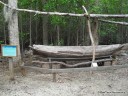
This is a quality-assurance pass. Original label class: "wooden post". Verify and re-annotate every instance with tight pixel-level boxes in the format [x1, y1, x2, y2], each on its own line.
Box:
[111, 55, 117, 65]
[48, 58, 57, 82]
[82, 6, 97, 67]
[49, 58, 52, 69]
[9, 57, 14, 80]
[1, 45, 18, 80]
[53, 73, 57, 82]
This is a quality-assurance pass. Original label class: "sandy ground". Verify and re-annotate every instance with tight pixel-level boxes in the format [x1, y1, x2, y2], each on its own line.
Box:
[0, 54, 128, 96]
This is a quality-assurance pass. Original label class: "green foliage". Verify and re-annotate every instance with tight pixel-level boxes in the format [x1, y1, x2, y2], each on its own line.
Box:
[50, 16, 66, 25]
[16, 0, 128, 46]
[43, 0, 86, 26]
[56, 39, 64, 46]
[19, 32, 29, 43]
[0, 40, 4, 44]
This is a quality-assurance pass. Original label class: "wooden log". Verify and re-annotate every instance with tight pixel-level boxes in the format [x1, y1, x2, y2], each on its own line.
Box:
[21, 64, 128, 74]
[99, 19, 128, 26]
[122, 43, 128, 50]
[32, 58, 112, 68]
[31, 44, 123, 58]
[90, 14, 128, 18]
[46, 56, 111, 61]
[32, 61, 61, 69]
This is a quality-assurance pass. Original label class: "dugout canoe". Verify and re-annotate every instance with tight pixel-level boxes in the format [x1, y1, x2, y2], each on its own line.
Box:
[30, 44, 123, 58]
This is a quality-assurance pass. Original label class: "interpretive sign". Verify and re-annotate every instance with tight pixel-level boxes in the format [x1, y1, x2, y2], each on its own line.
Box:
[1, 45, 17, 57]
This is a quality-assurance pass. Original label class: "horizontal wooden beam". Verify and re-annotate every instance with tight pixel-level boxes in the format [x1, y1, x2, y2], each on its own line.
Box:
[21, 64, 128, 74]
[1, 1, 128, 18]
[17, 9, 85, 17]
[90, 14, 128, 18]
[32, 58, 112, 67]
[99, 19, 128, 25]
[46, 55, 111, 61]
[0, 1, 85, 17]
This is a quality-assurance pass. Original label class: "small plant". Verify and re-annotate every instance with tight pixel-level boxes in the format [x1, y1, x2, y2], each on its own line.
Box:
[0, 40, 4, 44]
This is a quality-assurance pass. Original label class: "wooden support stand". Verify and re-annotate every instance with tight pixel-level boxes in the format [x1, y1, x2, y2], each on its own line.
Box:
[21, 64, 128, 74]
[53, 73, 57, 82]
[48, 58, 57, 82]
[9, 57, 14, 80]
[111, 55, 117, 65]
[31, 56, 113, 82]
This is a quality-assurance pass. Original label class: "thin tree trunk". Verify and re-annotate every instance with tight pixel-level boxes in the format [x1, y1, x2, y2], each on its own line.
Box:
[29, 5, 32, 46]
[42, 0, 48, 45]
[67, 22, 71, 46]
[35, 1, 38, 44]
[43, 16, 48, 45]
[20, 13, 24, 56]
[92, 18, 99, 45]
[82, 17, 85, 45]
[37, 0, 43, 44]
[57, 25, 60, 45]
[76, 30, 79, 46]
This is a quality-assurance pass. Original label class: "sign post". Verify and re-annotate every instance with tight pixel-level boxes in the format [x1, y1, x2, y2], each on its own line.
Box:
[1, 45, 17, 80]
[9, 57, 14, 80]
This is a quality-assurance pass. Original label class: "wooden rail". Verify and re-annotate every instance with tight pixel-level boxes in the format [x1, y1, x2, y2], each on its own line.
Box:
[32, 58, 113, 68]
[21, 64, 128, 74]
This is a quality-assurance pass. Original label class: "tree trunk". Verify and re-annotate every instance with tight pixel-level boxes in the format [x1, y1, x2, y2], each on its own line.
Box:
[76, 30, 79, 46]
[29, 4, 32, 46]
[85, 20, 90, 45]
[43, 16, 48, 45]
[92, 18, 99, 45]
[57, 25, 60, 45]
[8, 0, 21, 64]
[42, 0, 48, 45]
[82, 17, 85, 45]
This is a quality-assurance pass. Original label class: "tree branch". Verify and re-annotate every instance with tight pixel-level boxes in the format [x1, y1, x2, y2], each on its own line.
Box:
[99, 19, 128, 26]
[82, 6, 96, 65]
[90, 14, 128, 18]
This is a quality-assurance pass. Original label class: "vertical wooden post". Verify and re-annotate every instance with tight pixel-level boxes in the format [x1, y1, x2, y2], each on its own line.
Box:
[53, 73, 57, 82]
[48, 58, 57, 82]
[111, 55, 117, 65]
[49, 58, 52, 69]
[82, 6, 97, 66]
[9, 57, 14, 80]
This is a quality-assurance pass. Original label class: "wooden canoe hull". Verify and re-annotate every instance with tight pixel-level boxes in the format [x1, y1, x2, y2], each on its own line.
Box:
[31, 44, 123, 58]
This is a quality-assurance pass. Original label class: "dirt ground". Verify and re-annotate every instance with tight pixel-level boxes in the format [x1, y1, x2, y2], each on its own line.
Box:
[0, 52, 128, 96]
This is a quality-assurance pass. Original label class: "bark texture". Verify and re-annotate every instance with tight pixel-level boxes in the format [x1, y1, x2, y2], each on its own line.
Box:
[31, 44, 123, 58]
[8, 0, 21, 64]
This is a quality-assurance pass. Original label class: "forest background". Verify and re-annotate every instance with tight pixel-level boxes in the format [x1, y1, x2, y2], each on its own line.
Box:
[0, 0, 128, 52]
